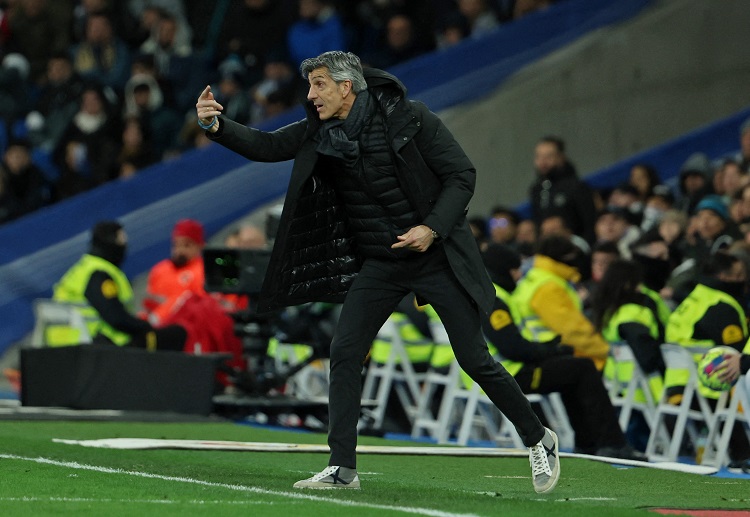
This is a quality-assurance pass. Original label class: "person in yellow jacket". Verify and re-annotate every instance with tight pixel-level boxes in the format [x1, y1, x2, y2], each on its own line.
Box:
[480, 243, 645, 459]
[51, 221, 186, 351]
[512, 235, 609, 370]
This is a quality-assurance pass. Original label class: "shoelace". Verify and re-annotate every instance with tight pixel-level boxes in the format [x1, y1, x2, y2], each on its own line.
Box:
[530, 444, 552, 476]
[309, 466, 339, 481]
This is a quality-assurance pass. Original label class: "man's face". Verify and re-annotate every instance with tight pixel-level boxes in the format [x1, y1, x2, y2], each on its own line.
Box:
[171, 236, 202, 267]
[307, 67, 350, 121]
[694, 209, 726, 240]
[718, 260, 747, 284]
[533, 142, 564, 176]
[595, 213, 628, 243]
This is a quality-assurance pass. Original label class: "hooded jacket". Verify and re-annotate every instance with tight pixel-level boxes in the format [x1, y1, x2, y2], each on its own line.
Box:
[209, 68, 494, 314]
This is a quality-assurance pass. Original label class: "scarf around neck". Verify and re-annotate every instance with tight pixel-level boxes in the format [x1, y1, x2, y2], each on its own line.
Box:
[316, 89, 372, 166]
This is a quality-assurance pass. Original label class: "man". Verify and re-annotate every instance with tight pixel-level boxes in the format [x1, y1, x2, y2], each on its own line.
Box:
[528, 136, 597, 244]
[142, 219, 206, 325]
[196, 51, 560, 493]
[52, 220, 186, 350]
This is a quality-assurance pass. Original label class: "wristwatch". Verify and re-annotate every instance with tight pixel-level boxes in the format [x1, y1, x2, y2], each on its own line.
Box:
[430, 229, 439, 240]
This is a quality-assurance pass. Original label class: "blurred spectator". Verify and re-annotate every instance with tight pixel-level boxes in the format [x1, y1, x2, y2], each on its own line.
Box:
[529, 135, 597, 244]
[539, 214, 591, 259]
[606, 182, 643, 226]
[594, 206, 642, 259]
[71, 0, 137, 45]
[27, 52, 85, 151]
[515, 218, 537, 256]
[54, 84, 120, 189]
[435, 10, 470, 50]
[457, 0, 499, 38]
[70, 11, 132, 92]
[736, 116, 750, 172]
[235, 223, 268, 250]
[628, 163, 660, 203]
[287, 0, 347, 69]
[249, 50, 304, 124]
[486, 205, 520, 246]
[720, 158, 748, 201]
[213, 69, 251, 127]
[138, 8, 195, 111]
[513, 0, 554, 19]
[640, 184, 675, 232]
[123, 72, 181, 158]
[127, 0, 193, 50]
[579, 240, 619, 312]
[115, 115, 157, 178]
[0, 52, 33, 127]
[0, 138, 51, 223]
[468, 215, 488, 250]
[363, 12, 432, 69]
[217, 0, 294, 88]
[674, 152, 713, 215]
[683, 194, 741, 265]
[6, 0, 71, 84]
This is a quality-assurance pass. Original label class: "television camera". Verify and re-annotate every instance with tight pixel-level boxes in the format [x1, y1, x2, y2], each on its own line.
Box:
[203, 247, 334, 397]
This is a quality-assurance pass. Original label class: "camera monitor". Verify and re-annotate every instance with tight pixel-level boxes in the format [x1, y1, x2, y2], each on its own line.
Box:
[203, 248, 271, 294]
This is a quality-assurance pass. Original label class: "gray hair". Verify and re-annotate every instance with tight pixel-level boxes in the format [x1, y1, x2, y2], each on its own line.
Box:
[300, 51, 367, 93]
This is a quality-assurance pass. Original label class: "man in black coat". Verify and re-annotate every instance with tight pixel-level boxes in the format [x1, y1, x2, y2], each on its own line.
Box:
[195, 51, 560, 494]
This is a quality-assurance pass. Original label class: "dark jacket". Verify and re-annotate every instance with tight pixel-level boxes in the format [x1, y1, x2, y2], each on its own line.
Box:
[209, 68, 494, 314]
[529, 162, 597, 244]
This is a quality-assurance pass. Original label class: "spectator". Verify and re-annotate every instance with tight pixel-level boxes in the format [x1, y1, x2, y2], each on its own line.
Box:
[606, 182, 643, 227]
[70, 11, 131, 92]
[513, 0, 554, 19]
[674, 152, 713, 215]
[529, 135, 597, 244]
[737, 116, 750, 172]
[581, 240, 620, 303]
[539, 214, 592, 273]
[0, 138, 51, 223]
[115, 115, 157, 178]
[249, 51, 304, 124]
[640, 184, 675, 232]
[457, 0, 499, 39]
[0, 52, 33, 129]
[435, 10, 469, 50]
[138, 9, 195, 111]
[512, 235, 609, 370]
[594, 206, 642, 259]
[217, 0, 294, 88]
[287, 0, 347, 70]
[122, 72, 181, 158]
[50, 220, 187, 350]
[27, 52, 85, 151]
[362, 12, 432, 69]
[468, 215, 488, 250]
[720, 158, 748, 201]
[54, 84, 120, 189]
[6, 0, 70, 84]
[628, 162, 661, 203]
[481, 243, 645, 459]
[683, 194, 741, 266]
[486, 205, 520, 246]
[213, 69, 252, 127]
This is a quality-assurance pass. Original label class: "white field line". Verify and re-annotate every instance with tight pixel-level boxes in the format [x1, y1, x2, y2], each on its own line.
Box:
[0, 454, 481, 517]
[0, 497, 284, 506]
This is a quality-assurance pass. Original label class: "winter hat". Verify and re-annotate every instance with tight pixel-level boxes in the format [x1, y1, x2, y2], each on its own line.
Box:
[482, 243, 521, 289]
[694, 194, 729, 221]
[679, 152, 711, 179]
[649, 184, 675, 205]
[740, 116, 750, 136]
[172, 219, 205, 246]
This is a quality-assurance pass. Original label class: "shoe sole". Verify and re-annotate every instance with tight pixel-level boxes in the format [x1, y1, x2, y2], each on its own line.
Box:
[535, 429, 560, 495]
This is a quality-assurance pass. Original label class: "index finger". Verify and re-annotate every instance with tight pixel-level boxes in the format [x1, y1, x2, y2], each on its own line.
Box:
[199, 85, 211, 99]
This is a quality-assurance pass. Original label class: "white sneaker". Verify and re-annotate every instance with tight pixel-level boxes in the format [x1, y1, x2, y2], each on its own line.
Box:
[529, 427, 560, 494]
[293, 466, 360, 489]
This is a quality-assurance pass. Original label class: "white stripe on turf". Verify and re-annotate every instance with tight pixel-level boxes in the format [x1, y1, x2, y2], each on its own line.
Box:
[0, 453, 480, 517]
[0, 497, 284, 505]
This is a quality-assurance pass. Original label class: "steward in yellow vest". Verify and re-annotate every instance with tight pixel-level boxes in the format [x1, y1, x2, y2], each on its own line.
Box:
[665, 252, 750, 401]
[590, 259, 667, 404]
[51, 221, 186, 351]
[477, 243, 644, 459]
[512, 235, 609, 369]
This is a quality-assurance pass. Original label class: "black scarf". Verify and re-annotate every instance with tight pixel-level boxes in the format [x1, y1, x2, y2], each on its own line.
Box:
[316, 90, 372, 167]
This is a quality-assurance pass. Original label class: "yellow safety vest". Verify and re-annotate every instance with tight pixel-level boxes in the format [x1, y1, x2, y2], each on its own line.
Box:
[51, 254, 134, 347]
[603, 302, 664, 401]
[512, 266, 581, 343]
[665, 283, 748, 399]
[371, 312, 434, 365]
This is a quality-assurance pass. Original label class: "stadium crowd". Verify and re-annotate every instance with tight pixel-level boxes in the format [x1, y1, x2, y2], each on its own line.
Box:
[0, 0, 556, 225]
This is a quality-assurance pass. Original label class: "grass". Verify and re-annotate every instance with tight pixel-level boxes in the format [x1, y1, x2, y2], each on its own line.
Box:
[0, 420, 749, 516]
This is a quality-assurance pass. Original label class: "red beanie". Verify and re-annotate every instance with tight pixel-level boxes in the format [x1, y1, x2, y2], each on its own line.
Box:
[172, 219, 205, 246]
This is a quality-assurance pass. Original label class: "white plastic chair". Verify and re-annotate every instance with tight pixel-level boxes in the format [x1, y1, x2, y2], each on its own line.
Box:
[701, 373, 750, 468]
[30, 298, 92, 347]
[606, 341, 659, 432]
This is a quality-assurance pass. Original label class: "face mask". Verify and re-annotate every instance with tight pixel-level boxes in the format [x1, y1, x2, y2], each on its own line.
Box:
[171, 255, 189, 268]
[641, 206, 664, 229]
[632, 253, 671, 291]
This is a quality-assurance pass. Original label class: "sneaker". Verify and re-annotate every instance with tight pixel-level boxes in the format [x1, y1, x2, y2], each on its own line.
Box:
[529, 427, 560, 494]
[293, 466, 360, 489]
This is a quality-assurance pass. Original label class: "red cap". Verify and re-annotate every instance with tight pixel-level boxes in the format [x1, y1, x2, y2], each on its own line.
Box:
[172, 219, 205, 246]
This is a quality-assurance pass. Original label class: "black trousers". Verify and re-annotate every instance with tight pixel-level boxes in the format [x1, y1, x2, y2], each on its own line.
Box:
[327, 246, 544, 468]
[514, 355, 627, 451]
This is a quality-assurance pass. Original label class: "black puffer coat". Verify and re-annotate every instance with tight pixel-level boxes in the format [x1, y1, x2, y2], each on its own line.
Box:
[208, 68, 494, 314]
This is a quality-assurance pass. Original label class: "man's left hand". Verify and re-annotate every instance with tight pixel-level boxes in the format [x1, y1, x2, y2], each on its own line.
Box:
[392, 225, 434, 252]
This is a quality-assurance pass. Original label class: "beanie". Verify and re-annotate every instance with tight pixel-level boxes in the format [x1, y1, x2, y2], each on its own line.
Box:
[172, 219, 205, 246]
[694, 194, 729, 221]
[482, 243, 521, 289]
